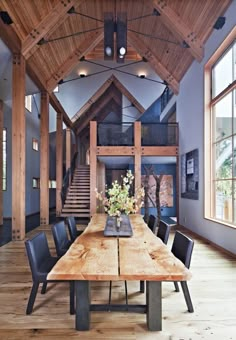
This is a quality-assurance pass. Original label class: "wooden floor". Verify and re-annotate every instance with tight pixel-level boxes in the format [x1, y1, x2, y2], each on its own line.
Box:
[0, 224, 235, 340]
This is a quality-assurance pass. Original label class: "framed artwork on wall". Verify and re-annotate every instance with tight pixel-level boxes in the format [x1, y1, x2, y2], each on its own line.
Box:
[181, 149, 199, 200]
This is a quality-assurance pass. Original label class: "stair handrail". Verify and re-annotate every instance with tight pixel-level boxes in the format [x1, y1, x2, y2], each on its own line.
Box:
[61, 152, 78, 205]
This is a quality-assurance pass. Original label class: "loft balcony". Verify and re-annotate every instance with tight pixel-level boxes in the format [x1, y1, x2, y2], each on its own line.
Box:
[97, 122, 178, 147]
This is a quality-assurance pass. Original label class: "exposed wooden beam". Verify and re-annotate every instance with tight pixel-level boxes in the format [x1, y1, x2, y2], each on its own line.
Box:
[40, 92, 49, 225]
[0, 17, 21, 52]
[56, 112, 63, 216]
[49, 93, 73, 129]
[12, 53, 26, 240]
[128, 31, 179, 94]
[47, 30, 104, 92]
[76, 92, 116, 135]
[71, 75, 114, 123]
[112, 76, 145, 114]
[22, 0, 76, 58]
[152, 0, 204, 62]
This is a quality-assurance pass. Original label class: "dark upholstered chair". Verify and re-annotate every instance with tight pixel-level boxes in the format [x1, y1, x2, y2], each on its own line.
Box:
[157, 220, 171, 245]
[171, 231, 194, 313]
[148, 214, 156, 233]
[52, 221, 72, 257]
[25, 232, 74, 315]
[66, 216, 82, 242]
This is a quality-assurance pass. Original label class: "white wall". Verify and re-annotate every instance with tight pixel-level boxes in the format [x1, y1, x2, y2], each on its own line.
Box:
[177, 1, 236, 254]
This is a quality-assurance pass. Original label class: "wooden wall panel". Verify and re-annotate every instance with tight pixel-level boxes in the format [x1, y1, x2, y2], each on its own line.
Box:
[40, 92, 49, 225]
[12, 53, 25, 240]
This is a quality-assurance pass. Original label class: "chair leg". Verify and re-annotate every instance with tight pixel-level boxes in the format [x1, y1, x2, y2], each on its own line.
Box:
[140, 280, 145, 293]
[174, 281, 180, 292]
[180, 281, 194, 313]
[124, 280, 128, 310]
[26, 282, 39, 315]
[108, 281, 112, 305]
[41, 282, 47, 294]
[70, 281, 75, 315]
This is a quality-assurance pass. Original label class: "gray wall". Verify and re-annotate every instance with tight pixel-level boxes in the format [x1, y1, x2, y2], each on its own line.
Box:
[177, 1, 236, 254]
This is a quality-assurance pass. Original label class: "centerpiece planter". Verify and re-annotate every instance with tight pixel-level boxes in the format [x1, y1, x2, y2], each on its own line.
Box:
[104, 214, 133, 237]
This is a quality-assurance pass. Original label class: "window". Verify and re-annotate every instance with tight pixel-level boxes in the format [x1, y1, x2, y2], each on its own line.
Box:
[32, 178, 40, 189]
[2, 128, 7, 190]
[49, 180, 56, 189]
[53, 86, 59, 93]
[32, 138, 39, 151]
[25, 95, 32, 112]
[205, 29, 236, 226]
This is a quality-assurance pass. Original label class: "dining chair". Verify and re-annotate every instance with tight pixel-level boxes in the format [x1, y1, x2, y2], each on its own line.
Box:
[171, 230, 194, 313]
[157, 220, 171, 244]
[148, 214, 156, 233]
[51, 220, 72, 257]
[66, 216, 83, 242]
[25, 231, 74, 315]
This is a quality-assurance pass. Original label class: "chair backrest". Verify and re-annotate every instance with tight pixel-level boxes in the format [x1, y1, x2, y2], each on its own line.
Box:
[171, 231, 194, 268]
[157, 220, 171, 244]
[67, 216, 77, 242]
[25, 232, 51, 282]
[148, 215, 156, 233]
[52, 221, 70, 257]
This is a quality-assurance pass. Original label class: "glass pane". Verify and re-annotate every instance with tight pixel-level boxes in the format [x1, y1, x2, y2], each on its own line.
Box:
[213, 92, 232, 142]
[212, 46, 233, 98]
[215, 138, 232, 179]
[3, 179, 6, 191]
[3, 129, 6, 141]
[215, 180, 232, 222]
[234, 136, 236, 178]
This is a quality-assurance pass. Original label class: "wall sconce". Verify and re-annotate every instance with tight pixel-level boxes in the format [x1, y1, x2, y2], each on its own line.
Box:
[79, 73, 86, 78]
[139, 74, 146, 79]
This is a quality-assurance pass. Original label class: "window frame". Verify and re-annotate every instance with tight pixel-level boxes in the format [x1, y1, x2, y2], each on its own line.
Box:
[204, 27, 236, 228]
[32, 138, 39, 151]
[32, 177, 40, 189]
[25, 95, 32, 112]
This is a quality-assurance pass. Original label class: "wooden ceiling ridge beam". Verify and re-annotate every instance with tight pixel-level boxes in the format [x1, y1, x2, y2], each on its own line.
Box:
[76, 93, 116, 134]
[22, 0, 80, 59]
[47, 30, 104, 92]
[152, 0, 204, 62]
[128, 31, 179, 94]
[111, 75, 145, 114]
[71, 75, 115, 123]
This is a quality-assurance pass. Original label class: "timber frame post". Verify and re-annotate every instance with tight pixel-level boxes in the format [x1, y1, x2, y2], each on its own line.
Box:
[56, 112, 63, 216]
[12, 53, 26, 240]
[66, 128, 71, 182]
[90, 121, 97, 216]
[40, 91, 49, 225]
[134, 122, 141, 201]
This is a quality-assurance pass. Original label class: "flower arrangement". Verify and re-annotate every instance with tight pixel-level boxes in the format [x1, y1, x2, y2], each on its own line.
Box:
[95, 170, 144, 217]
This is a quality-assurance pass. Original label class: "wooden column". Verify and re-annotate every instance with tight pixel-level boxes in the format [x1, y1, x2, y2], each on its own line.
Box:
[40, 92, 49, 225]
[90, 121, 97, 216]
[0, 100, 3, 225]
[134, 122, 141, 195]
[66, 128, 71, 171]
[12, 53, 25, 240]
[56, 112, 63, 216]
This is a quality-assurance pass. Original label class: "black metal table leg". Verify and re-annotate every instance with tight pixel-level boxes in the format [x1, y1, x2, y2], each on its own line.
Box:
[75, 280, 91, 331]
[146, 281, 162, 331]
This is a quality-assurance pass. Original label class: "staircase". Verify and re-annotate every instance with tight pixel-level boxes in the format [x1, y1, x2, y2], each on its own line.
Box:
[61, 165, 90, 218]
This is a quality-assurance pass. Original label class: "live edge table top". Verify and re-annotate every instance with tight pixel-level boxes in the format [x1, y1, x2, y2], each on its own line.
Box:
[48, 214, 191, 282]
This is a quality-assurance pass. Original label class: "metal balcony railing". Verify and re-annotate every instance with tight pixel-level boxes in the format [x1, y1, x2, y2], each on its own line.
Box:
[141, 123, 178, 146]
[97, 123, 134, 146]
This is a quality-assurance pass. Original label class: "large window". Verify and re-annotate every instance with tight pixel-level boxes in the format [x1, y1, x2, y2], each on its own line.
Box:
[205, 30, 236, 226]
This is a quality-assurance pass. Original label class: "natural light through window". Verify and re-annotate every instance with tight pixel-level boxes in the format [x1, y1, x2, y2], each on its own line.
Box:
[205, 31, 236, 226]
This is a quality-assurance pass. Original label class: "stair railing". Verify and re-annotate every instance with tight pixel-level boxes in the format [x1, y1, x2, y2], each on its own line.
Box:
[61, 152, 78, 205]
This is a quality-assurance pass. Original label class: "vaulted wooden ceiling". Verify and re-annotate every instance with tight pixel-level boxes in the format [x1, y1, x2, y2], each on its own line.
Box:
[0, 0, 232, 128]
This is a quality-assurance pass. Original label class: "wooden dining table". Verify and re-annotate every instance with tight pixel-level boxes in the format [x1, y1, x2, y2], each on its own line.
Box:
[48, 214, 191, 331]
